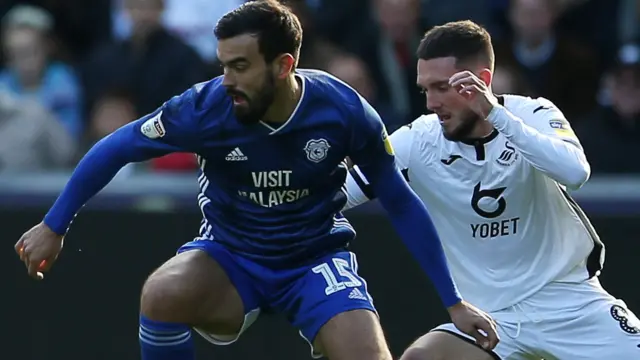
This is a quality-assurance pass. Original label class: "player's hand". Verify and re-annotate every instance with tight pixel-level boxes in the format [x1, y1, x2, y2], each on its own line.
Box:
[448, 300, 499, 351]
[14, 222, 64, 280]
[449, 71, 500, 119]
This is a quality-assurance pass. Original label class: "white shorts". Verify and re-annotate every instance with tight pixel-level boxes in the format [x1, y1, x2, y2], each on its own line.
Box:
[433, 277, 640, 359]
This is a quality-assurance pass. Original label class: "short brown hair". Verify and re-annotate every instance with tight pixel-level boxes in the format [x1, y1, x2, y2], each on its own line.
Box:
[416, 20, 494, 70]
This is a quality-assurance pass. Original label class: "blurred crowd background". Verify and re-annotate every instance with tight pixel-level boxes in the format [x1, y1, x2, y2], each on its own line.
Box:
[0, 0, 638, 176]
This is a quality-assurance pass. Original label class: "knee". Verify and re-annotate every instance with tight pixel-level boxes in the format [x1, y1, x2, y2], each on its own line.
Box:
[140, 263, 198, 321]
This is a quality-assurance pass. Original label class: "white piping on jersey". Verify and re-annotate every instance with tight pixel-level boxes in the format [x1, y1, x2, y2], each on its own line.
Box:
[352, 167, 369, 185]
[333, 215, 355, 234]
[349, 252, 373, 303]
[195, 155, 213, 240]
[259, 74, 306, 135]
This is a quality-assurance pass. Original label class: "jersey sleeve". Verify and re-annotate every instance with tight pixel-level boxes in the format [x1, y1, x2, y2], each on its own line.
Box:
[343, 123, 415, 209]
[524, 98, 582, 148]
[118, 85, 206, 159]
[43, 84, 217, 235]
[347, 97, 396, 171]
[487, 97, 590, 189]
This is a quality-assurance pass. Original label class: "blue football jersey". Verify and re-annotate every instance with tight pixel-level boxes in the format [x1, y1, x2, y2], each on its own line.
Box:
[127, 69, 394, 266]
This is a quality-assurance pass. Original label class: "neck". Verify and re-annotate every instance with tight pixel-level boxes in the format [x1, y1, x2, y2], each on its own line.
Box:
[468, 118, 495, 139]
[263, 74, 301, 123]
[473, 120, 493, 139]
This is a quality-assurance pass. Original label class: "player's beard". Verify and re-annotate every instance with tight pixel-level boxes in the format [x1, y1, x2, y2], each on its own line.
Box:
[232, 72, 276, 125]
[442, 109, 482, 142]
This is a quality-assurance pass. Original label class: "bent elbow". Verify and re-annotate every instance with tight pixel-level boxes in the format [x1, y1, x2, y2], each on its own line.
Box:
[564, 161, 591, 190]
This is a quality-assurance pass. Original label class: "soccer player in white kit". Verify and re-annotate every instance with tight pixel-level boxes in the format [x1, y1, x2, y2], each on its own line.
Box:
[342, 20, 640, 360]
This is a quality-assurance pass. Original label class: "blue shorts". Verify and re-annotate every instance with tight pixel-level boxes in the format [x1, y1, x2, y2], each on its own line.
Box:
[177, 238, 376, 357]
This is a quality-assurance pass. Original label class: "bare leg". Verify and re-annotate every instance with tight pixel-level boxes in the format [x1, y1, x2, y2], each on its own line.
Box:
[138, 250, 246, 358]
[314, 309, 392, 360]
[401, 331, 498, 360]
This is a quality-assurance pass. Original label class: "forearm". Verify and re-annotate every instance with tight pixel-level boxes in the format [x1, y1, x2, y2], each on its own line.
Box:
[43, 126, 156, 235]
[372, 168, 461, 307]
[487, 106, 590, 188]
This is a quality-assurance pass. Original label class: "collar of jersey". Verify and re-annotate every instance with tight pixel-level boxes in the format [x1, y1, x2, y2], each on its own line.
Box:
[259, 73, 307, 135]
[459, 95, 504, 146]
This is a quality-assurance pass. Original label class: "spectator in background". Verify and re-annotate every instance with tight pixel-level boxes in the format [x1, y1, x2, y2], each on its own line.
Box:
[0, 5, 83, 139]
[0, 91, 76, 172]
[493, 0, 600, 119]
[491, 65, 534, 96]
[325, 52, 403, 132]
[421, 0, 491, 31]
[88, 88, 137, 146]
[83, 0, 207, 120]
[88, 88, 140, 176]
[112, 0, 243, 66]
[285, 0, 334, 69]
[576, 43, 640, 174]
[87, 85, 198, 174]
[372, 0, 425, 121]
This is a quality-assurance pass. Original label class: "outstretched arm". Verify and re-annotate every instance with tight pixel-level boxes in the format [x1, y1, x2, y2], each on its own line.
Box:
[44, 87, 203, 235]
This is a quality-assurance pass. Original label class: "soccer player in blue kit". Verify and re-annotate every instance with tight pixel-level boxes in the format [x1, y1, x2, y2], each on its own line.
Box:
[15, 1, 497, 359]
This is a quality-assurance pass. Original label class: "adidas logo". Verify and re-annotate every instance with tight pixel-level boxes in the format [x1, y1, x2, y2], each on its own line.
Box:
[348, 288, 368, 301]
[225, 147, 247, 161]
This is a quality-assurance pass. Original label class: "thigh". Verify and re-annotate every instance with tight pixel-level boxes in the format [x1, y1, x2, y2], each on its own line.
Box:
[401, 330, 501, 360]
[141, 240, 261, 339]
[425, 323, 529, 360]
[315, 309, 390, 360]
[541, 290, 640, 359]
[275, 251, 388, 359]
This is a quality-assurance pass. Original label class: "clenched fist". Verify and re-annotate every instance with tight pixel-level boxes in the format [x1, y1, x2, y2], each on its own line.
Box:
[15, 222, 64, 280]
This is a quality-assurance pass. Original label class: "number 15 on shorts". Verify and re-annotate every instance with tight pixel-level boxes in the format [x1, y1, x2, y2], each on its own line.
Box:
[312, 257, 363, 296]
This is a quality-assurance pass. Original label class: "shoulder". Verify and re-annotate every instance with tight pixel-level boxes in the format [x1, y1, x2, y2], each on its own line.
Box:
[44, 63, 81, 95]
[392, 114, 440, 144]
[502, 95, 565, 121]
[298, 69, 366, 118]
[502, 94, 570, 128]
[403, 113, 441, 136]
[387, 114, 441, 164]
[501, 94, 580, 143]
[164, 76, 230, 124]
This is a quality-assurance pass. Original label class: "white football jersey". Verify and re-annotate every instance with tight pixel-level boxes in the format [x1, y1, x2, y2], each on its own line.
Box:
[344, 95, 604, 312]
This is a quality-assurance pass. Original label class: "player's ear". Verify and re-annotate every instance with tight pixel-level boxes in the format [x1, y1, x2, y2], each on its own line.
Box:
[274, 54, 295, 80]
[478, 68, 493, 88]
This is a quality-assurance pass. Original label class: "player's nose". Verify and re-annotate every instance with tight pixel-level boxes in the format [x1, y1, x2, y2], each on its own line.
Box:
[222, 72, 236, 88]
[426, 95, 441, 112]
